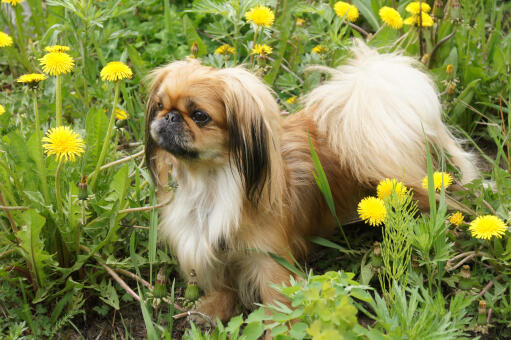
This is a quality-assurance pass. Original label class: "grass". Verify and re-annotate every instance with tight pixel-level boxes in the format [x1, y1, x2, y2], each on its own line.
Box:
[0, 0, 510, 339]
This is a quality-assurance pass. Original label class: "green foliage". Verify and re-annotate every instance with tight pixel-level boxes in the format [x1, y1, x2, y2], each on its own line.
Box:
[379, 189, 417, 295]
[366, 283, 473, 340]
[1, 0, 510, 338]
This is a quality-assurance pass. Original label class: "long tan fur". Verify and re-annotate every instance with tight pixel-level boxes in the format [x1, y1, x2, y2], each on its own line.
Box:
[145, 41, 478, 324]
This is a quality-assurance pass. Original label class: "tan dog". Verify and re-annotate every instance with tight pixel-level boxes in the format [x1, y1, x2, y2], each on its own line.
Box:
[145, 41, 477, 322]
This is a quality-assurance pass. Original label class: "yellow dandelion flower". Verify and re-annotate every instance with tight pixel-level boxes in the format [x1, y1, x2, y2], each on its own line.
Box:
[296, 18, 306, 27]
[422, 172, 453, 192]
[405, 1, 431, 14]
[334, 1, 359, 22]
[469, 215, 507, 240]
[1, 0, 24, 6]
[245, 6, 275, 27]
[215, 44, 236, 55]
[39, 52, 75, 76]
[115, 108, 129, 120]
[312, 45, 328, 54]
[404, 13, 434, 27]
[358, 197, 387, 227]
[0, 32, 13, 47]
[100, 61, 133, 82]
[379, 6, 403, 29]
[17, 73, 47, 84]
[417, 12, 434, 26]
[403, 16, 417, 25]
[449, 211, 464, 226]
[286, 96, 297, 104]
[376, 178, 407, 201]
[446, 64, 453, 75]
[251, 44, 272, 56]
[44, 45, 70, 53]
[0, 104, 5, 115]
[42, 126, 85, 162]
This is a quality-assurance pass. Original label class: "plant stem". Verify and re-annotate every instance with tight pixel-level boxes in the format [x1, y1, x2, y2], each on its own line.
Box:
[55, 75, 63, 126]
[55, 159, 64, 221]
[250, 26, 259, 68]
[89, 81, 120, 189]
[14, 5, 33, 72]
[33, 92, 50, 202]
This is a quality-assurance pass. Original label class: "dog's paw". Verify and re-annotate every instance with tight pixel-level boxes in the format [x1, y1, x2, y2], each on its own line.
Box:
[188, 310, 216, 329]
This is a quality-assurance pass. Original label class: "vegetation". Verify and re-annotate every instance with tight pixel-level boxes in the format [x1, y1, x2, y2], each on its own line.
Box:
[0, 0, 510, 339]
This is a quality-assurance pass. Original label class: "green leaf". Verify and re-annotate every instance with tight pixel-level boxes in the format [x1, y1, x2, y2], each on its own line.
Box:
[245, 307, 271, 323]
[308, 236, 357, 255]
[241, 322, 264, 340]
[264, 0, 297, 85]
[289, 322, 307, 340]
[85, 107, 109, 173]
[18, 210, 51, 288]
[98, 280, 120, 310]
[271, 324, 289, 337]
[268, 252, 306, 279]
[225, 315, 244, 336]
[109, 164, 129, 203]
[127, 44, 147, 77]
[308, 135, 350, 249]
[352, 0, 379, 31]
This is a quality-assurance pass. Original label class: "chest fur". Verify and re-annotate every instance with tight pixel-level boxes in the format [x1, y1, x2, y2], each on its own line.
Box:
[158, 167, 243, 289]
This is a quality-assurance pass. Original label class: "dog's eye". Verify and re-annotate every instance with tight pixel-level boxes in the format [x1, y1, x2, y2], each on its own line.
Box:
[191, 110, 210, 125]
[157, 102, 163, 110]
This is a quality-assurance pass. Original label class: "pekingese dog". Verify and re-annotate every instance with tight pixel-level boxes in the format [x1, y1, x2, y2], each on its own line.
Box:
[145, 41, 478, 322]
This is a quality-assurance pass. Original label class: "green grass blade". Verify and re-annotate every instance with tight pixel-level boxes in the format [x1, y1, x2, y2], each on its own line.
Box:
[308, 134, 351, 249]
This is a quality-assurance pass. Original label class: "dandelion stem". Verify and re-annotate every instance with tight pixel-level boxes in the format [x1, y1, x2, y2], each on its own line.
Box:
[33, 92, 50, 202]
[55, 159, 64, 221]
[250, 26, 259, 68]
[56, 75, 63, 126]
[13, 6, 32, 72]
[90, 81, 120, 189]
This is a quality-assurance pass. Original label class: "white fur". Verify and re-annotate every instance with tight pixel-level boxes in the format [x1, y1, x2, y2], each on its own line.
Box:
[159, 164, 243, 290]
[304, 40, 478, 187]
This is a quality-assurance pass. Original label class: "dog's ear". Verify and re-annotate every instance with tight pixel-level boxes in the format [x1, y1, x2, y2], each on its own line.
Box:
[219, 67, 284, 206]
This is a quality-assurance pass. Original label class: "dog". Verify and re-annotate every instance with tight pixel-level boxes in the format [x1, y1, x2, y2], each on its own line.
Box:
[144, 40, 478, 322]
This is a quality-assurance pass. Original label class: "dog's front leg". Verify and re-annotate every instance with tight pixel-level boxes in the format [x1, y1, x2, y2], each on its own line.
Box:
[249, 255, 297, 340]
[193, 288, 237, 326]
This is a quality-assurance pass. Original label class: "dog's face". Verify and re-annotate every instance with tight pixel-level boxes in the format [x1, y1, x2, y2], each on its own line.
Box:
[148, 61, 228, 164]
[145, 60, 284, 205]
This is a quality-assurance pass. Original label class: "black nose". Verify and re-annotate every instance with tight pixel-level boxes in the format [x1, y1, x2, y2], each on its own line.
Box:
[165, 110, 183, 123]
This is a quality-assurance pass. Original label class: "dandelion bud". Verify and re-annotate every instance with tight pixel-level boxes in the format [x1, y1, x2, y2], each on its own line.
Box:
[370, 241, 382, 267]
[185, 269, 200, 301]
[153, 266, 167, 298]
[372, 241, 381, 256]
[459, 265, 473, 290]
[421, 53, 430, 65]
[115, 119, 127, 129]
[78, 176, 88, 201]
[477, 300, 487, 325]
[448, 0, 460, 20]
[433, 0, 444, 19]
[191, 42, 199, 58]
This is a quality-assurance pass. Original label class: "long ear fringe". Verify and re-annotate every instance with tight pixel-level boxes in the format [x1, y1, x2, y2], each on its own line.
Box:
[219, 67, 285, 208]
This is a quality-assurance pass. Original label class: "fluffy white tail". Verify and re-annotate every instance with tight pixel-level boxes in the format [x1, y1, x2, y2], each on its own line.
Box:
[304, 40, 478, 188]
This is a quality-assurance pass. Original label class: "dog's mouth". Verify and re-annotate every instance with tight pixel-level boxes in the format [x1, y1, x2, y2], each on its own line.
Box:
[150, 119, 199, 159]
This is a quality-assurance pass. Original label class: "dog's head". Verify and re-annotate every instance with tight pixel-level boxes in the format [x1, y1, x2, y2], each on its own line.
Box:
[145, 59, 283, 205]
